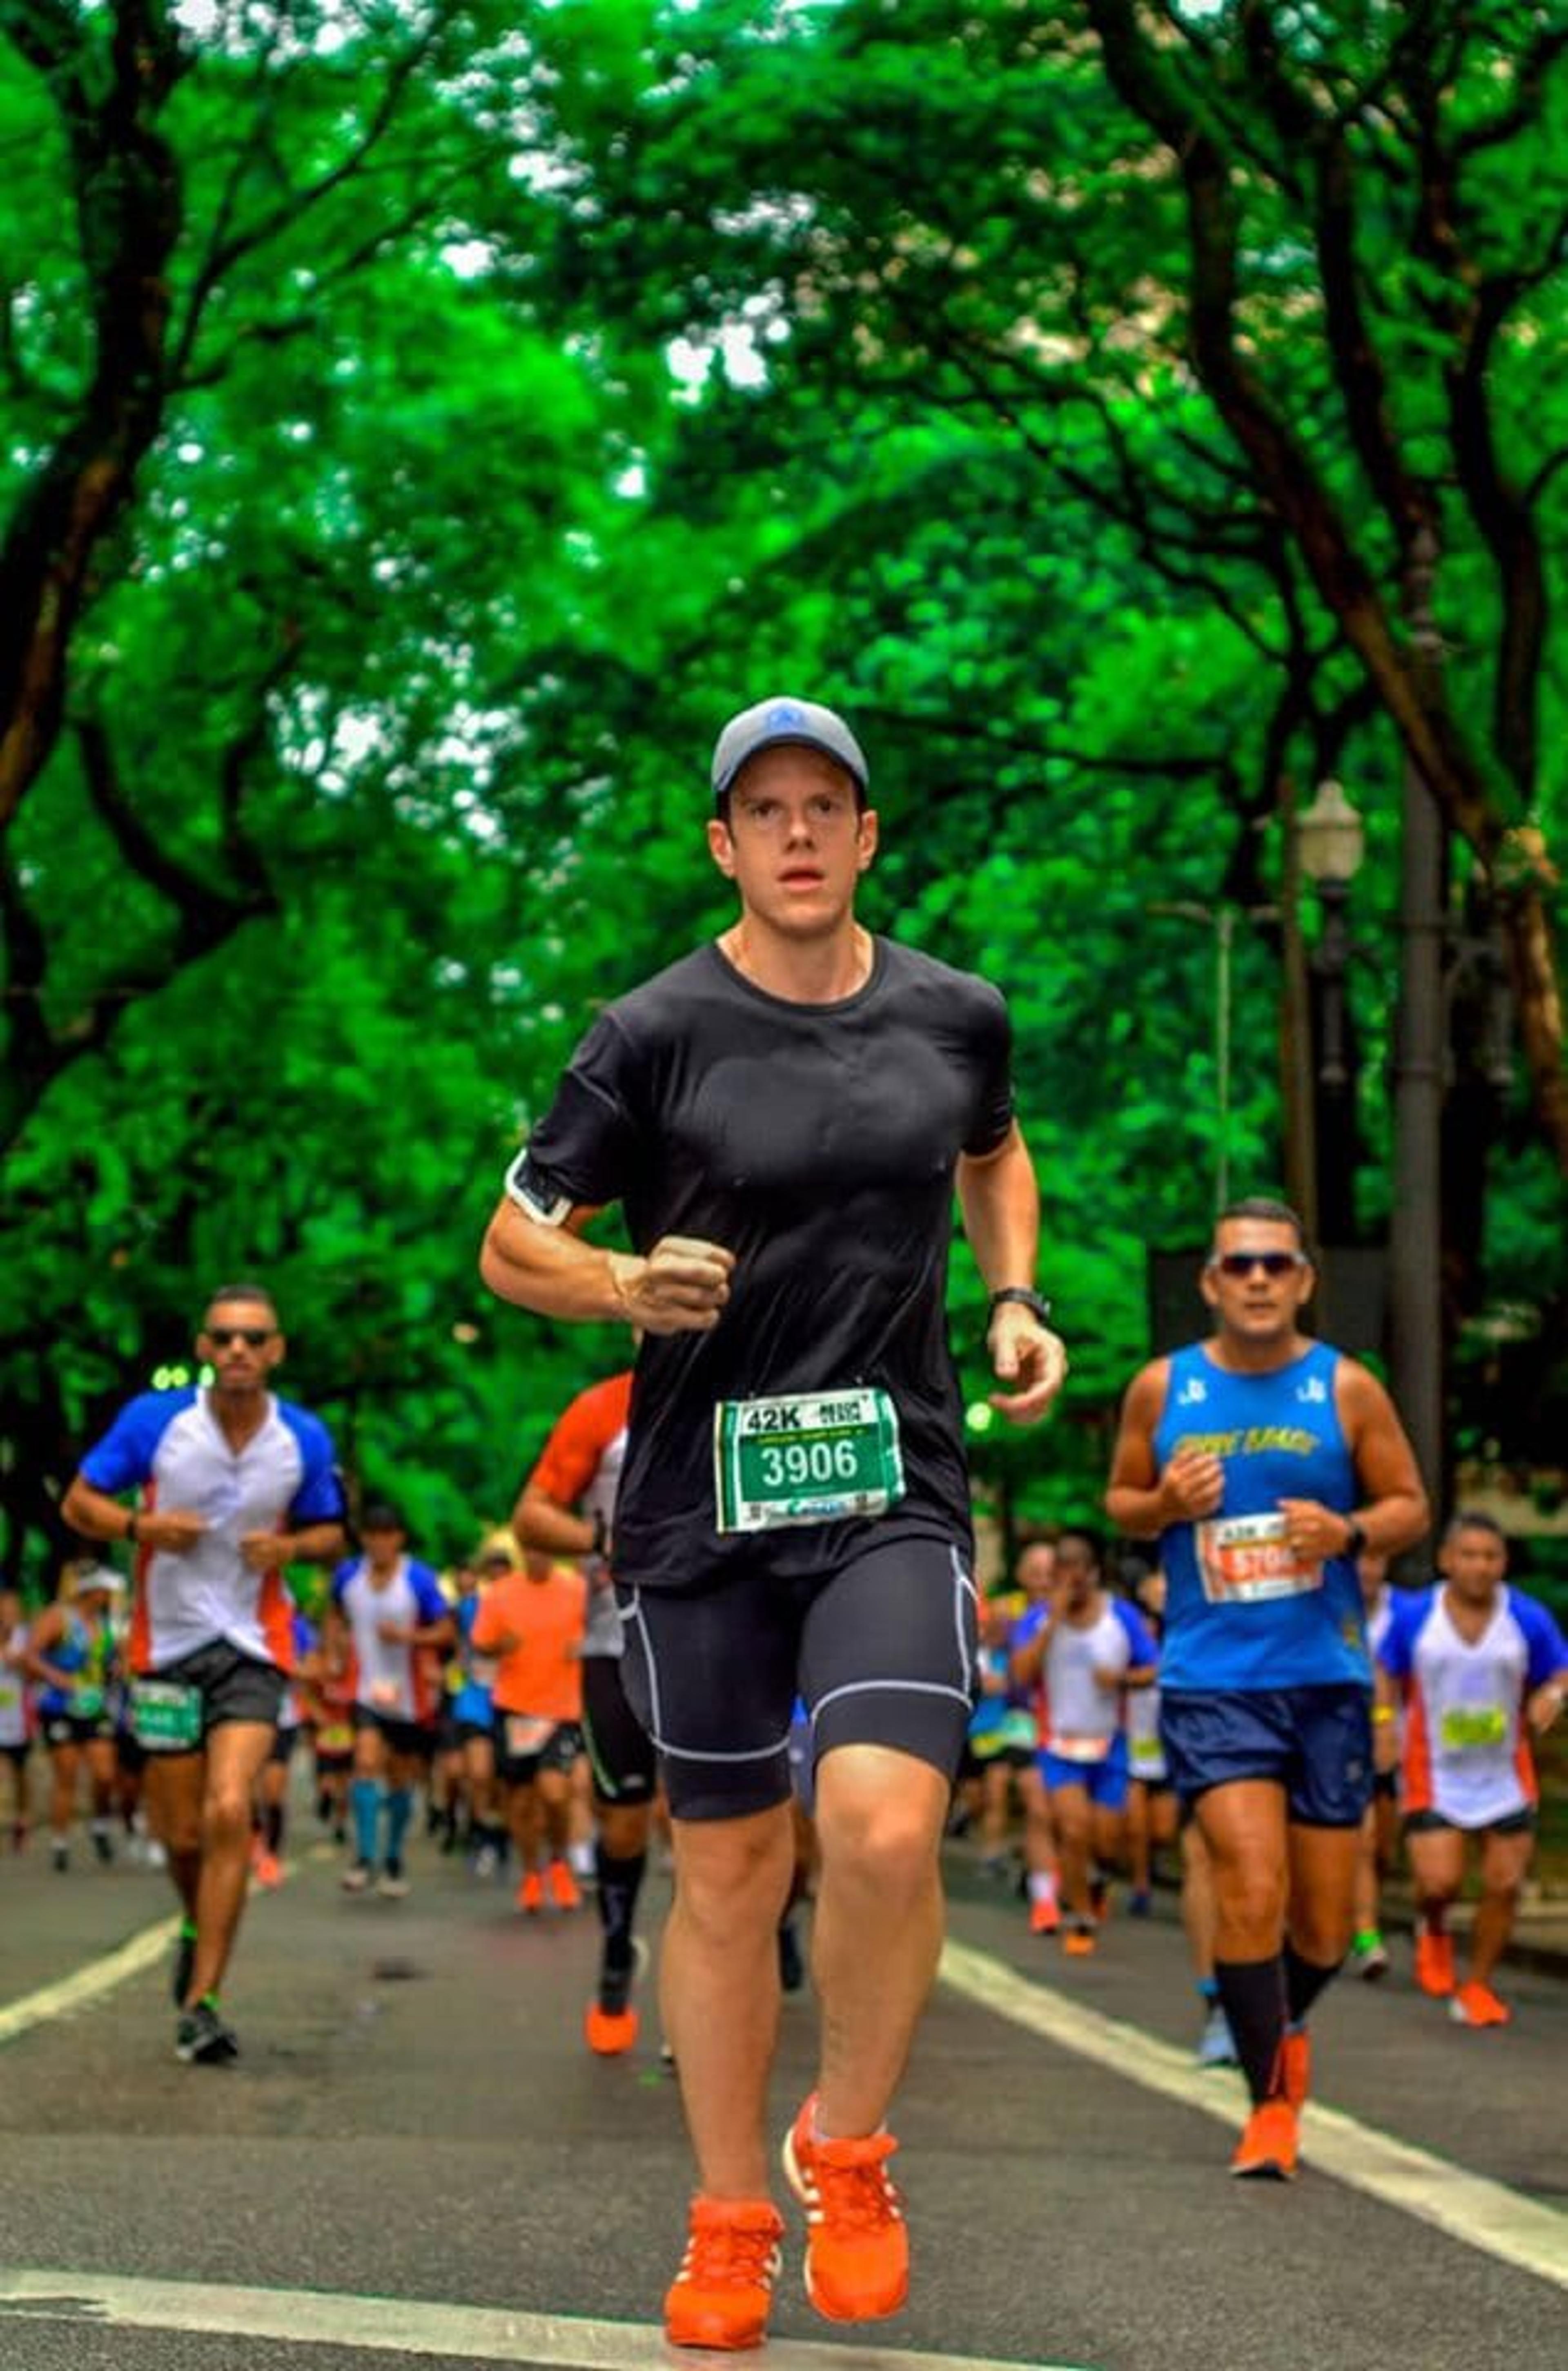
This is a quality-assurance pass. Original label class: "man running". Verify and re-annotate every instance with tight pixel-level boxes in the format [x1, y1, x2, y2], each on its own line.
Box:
[1376, 1510, 1568, 2027]
[1010, 1525, 1157, 1954]
[512, 1366, 657, 2049]
[61, 1283, 345, 2062]
[334, 1504, 454, 1898]
[479, 695, 1065, 2346]
[471, 1546, 588, 1912]
[1106, 1198, 1427, 2179]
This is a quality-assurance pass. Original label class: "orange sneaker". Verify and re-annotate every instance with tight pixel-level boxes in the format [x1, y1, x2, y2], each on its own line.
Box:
[1449, 1980, 1511, 2028]
[546, 1858, 581, 1911]
[1229, 2098, 1299, 2181]
[253, 1850, 282, 1889]
[1414, 1929, 1454, 1997]
[516, 1871, 543, 1915]
[1279, 2026, 1311, 2110]
[584, 2001, 639, 2055]
[664, 2197, 784, 2350]
[782, 2094, 907, 2323]
[1027, 1894, 1060, 1936]
[1062, 1926, 1097, 1958]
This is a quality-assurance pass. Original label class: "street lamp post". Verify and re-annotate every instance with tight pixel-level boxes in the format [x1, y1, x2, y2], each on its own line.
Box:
[1391, 529, 1447, 1523]
[1148, 899, 1277, 1216]
[1296, 780, 1368, 1249]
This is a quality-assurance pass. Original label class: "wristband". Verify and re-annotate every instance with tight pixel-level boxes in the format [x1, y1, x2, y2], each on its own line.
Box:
[590, 1509, 608, 1557]
[125, 1511, 139, 1545]
[987, 1287, 1053, 1327]
[1343, 1517, 1368, 1558]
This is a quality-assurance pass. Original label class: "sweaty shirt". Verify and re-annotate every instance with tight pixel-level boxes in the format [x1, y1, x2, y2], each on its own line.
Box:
[506, 938, 1013, 1591]
[80, 1388, 343, 1676]
[1153, 1341, 1365, 1693]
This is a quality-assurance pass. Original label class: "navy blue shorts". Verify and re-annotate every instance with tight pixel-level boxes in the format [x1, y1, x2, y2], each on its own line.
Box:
[1160, 1683, 1372, 1828]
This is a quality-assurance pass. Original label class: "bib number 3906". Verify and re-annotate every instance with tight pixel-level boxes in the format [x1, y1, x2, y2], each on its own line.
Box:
[713, 1389, 905, 1535]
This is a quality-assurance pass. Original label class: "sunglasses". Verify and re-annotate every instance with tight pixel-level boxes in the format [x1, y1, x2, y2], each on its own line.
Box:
[207, 1325, 274, 1347]
[1211, 1252, 1307, 1280]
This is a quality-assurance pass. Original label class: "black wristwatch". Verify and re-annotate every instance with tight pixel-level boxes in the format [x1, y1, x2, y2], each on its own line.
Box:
[987, 1287, 1053, 1327]
[590, 1509, 608, 1556]
[1343, 1518, 1368, 1557]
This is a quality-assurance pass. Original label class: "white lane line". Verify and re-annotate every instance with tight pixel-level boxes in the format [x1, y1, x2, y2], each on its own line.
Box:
[0, 2269, 1089, 2369]
[939, 1938, 1568, 2293]
[0, 1863, 294, 2050]
[0, 1916, 179, 2048]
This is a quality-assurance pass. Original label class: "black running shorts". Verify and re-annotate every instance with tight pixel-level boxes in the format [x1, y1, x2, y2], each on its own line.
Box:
[617, 1528, 979, 1822]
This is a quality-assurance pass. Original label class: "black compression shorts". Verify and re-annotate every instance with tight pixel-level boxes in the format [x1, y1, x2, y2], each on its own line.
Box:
[617, 1526, 978, 1822]
[580, 1653, 656, 1808]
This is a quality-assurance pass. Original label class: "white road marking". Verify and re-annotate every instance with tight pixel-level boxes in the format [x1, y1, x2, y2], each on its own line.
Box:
[0, 1863, 294, 2050]
[939, 1938, 1568, 2292]
[0, 2269, 1086, 2369]
[0, 1916, 179, 2048]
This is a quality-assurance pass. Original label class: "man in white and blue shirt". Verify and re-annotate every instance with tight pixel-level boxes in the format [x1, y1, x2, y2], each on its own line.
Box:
[63, 1282, 344, 2065]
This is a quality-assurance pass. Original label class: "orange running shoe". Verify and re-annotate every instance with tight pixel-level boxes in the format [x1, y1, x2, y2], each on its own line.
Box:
[782, 2094, 908, 2323]
[1028, 1894, 1060, 1936]
[1279, 2027, 1311, 2111]
[1414, 1928, 1455, 1998]
[1061, 1925, 1097, 1958]
[253, 1850, 283, 1889]
[546, 1858, 581, 1911]
[1449, 1981, 1511, 2028]
[516, 1870, 543, 1915]
[664, 2197, 784, 2351]
[1229, 2098, 1299, 2181]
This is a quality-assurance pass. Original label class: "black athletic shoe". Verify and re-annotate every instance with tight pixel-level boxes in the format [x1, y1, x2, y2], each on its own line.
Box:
[175, 2000, 239, 2065]
[171, 1923, 197, 2007]
[777, 1916, 806, 1995]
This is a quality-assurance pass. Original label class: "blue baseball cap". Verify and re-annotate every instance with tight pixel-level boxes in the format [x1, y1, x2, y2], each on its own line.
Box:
[710, 697, 869, 804]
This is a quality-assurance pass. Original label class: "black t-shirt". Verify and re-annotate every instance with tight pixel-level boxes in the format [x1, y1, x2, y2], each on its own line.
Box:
[507, 937, 1014, 1590]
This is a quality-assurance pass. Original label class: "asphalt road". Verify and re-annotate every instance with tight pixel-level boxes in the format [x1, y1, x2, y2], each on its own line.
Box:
[1, 1816, 1564, 2371]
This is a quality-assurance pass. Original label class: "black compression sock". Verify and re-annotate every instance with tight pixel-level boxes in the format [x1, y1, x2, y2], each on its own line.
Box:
[1213, 1956, 1288, 2106]
[1283, 1941, 1343, 2025]
[595, 1846, 647, 1972]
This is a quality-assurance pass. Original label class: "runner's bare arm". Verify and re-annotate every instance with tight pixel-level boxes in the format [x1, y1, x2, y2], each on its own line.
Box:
[955, 1123, 1067, 1423]
[1103, 1362, 1223, 1538]
[1279, 1362, 1430, 1559]
[512, 1482, 597, 1561]
[60, 1473, 207, 1554]
[239, 1522, 346, 1572]
[479, 1198, 733, 1335]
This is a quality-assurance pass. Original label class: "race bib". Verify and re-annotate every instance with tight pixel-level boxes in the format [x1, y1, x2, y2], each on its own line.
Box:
[713, 1389, 905, 1535]
[1439, 1704, 1508, 1751]
[505, 1713, 555, 1759]
[71, 1684, 106, 1722]
[1196, 1513, 1323, 1606]
[130, 1680, 203, 1753]
[369, 1678, 401, 1711]
[1130, 1733, 1166, 1769]
[1049, 1732, 1113, 1765]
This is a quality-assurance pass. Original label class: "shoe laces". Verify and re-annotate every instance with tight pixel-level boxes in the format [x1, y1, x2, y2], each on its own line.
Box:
[682, 2204, 782, 2288]
[809, 2133, 903, 2232]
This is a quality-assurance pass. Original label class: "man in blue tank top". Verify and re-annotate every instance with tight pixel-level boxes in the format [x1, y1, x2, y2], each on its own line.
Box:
[1106, 1198, 1428, 2181]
